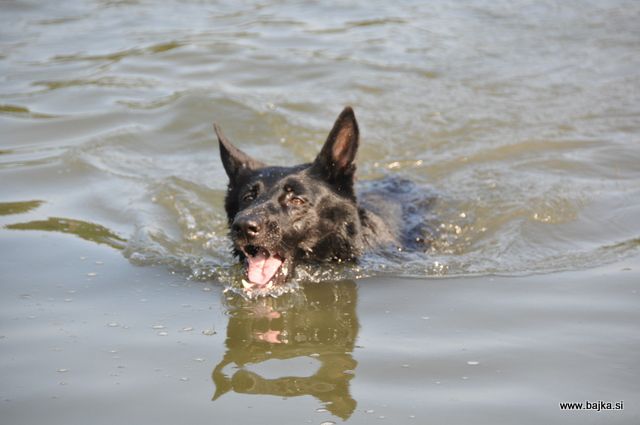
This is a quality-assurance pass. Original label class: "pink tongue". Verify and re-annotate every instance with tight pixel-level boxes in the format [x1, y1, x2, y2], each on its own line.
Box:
[247, 252, 283, 287]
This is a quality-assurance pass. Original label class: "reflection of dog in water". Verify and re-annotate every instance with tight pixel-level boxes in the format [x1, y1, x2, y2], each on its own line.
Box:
[212, 280, 359, 419]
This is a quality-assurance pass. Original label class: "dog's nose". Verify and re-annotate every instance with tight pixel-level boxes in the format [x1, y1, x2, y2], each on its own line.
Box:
[232, 217, 262, 239]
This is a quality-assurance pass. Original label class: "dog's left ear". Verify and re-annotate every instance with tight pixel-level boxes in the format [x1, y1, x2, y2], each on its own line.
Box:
[312, 106, 359, 190]
[214, 123, 265, 179]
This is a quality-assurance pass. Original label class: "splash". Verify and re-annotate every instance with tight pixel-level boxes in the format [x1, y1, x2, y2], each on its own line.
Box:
[121, 173, 640, 297]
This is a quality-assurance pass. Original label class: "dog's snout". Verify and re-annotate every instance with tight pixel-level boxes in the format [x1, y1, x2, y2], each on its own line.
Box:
[233, 216, 262, 239]
[244, 219, 261, 237]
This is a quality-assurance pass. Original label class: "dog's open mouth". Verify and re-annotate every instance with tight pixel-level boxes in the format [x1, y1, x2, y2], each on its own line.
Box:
[241, 245, 288, 290]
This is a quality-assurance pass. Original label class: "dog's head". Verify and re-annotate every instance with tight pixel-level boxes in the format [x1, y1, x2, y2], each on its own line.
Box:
[214, 107, 364, 291]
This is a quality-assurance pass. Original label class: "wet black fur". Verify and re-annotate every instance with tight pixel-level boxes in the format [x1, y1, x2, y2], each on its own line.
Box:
[215, 107, 400, 282]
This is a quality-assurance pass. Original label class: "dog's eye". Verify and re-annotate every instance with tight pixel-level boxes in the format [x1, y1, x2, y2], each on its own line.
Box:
[242, 192, 256, 202]
[289, 197, 305, 206]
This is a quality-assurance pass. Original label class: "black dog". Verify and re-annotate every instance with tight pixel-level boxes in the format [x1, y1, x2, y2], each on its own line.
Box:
[215, 107, 404, 291]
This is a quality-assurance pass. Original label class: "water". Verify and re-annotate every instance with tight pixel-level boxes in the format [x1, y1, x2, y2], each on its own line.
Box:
[1, 1, 639, 424]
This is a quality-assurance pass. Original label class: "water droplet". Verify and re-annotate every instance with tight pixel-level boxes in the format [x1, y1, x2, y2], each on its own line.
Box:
[467, 361, 479, 366]
[157, 331, 168, 336]
[202, 329, 216, 336]
[179, 377, 189, 382]
[151, 325, 165, 330]
[365, 409, 375, 414]
[95, 261, 104, 265]
[320, 422, 335, 425]
[182, 327, 194, 332]
[87, 272, 97, 277]
[57, 368, 68, 373]
[107, 322, 119, 327]
[315, 407, 328, 413]
[193, 358, 204, 362]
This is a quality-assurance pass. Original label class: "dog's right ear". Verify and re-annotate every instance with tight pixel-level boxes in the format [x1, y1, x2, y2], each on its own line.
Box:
[214, 123, 265, 179]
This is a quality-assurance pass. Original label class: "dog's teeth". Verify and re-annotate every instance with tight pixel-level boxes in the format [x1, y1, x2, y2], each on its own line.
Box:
[241, 278, 276, 292]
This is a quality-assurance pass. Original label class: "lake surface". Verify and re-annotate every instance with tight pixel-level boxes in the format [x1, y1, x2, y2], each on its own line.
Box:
[1, 0, 639, 424]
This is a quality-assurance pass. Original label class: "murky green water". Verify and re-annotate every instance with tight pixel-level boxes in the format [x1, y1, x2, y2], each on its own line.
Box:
[2, 1, 639, 424]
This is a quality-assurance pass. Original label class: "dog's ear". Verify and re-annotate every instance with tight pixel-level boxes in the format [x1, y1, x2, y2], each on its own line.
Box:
[214, 123, 265, 179]
[312, 106, 359, 189]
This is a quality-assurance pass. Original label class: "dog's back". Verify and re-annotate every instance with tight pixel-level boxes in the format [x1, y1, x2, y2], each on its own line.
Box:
[358, 176, 435, 252]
